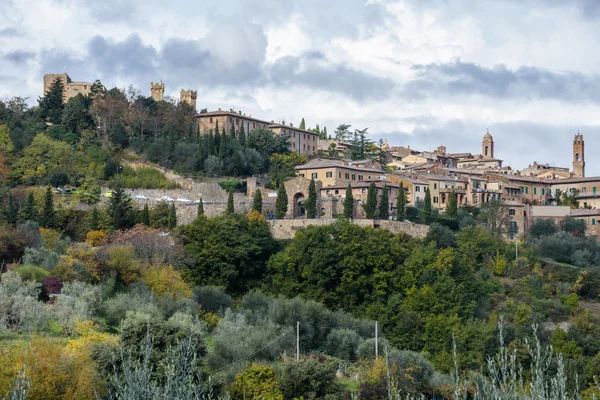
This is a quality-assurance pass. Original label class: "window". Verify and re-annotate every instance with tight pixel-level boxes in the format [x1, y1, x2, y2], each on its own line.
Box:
[320, 208, 326, 216]
[253, 123, 256, 128]
[326, 190, 331, 195]
[345, 173, 350, 179]
[415, 186, 421, 192]
[433, 196, 439, 203]
[299, 173, 304, 177]
[525, 187, 529, 194]
[338, 172, 342, 178]
[311, 173, 318, 179]
[352, 174, 356, 180]
[512, 221, 517, 231]
[84, 85, 87, 90]
[236, 119, 239, 125]
[326, 172, 332, 178]
[441, 196, 446, 204]
[209, 117, 213, 123]
[362, 189, 366, 193]
[313, 146, 315, 151]
[358, 175, 363, 180]
[293, 132, 296, 138]
[434, 183, 437, 189]
[303, 144, 306, 149]
[542, 188, 545, 195]
[533, 188, 537, 195]
[593, 218, 596, 226]
[520, 187, 524, 193]
[583, 187, 587, 194]
[509, 209, 516, 216]
[335, 190, 339, 195]
[293, 143, 296, 148]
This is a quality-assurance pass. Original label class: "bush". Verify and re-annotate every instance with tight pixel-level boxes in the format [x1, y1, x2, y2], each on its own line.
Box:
[0, 271, 47, 333]
[85, 230, 106, 246]
[324, 328, 363, 361]
[529, 219, 557, 238]
[356, 337, 390, 360]
[22, 246, 60, 270]
[115, 165, 178, 189]
[218, 179, 243, 192]
[279, 358, 342, 400]
[141, 264, 192, 300]
[228, 363, 283, 400]
[15, 264, 49, 282]
[51, 281, 102, 335]
[193, 286, 233, 315]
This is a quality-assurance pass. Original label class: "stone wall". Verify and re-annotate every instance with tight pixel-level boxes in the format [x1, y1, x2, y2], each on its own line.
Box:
[269, 218, 429, 240]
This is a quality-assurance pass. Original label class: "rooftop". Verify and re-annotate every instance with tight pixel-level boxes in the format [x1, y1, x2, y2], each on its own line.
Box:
[295, 158, 383, 173]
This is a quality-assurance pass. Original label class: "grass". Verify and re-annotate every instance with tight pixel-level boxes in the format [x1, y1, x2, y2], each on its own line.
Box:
[115, 166, 179, 189]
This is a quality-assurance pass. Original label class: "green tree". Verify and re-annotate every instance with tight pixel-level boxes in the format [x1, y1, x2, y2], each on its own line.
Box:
[446, 189, 458, 220]
[40, 186, 56, 228]
[343, 183, 354, 219]
[90, 207, 100, 230]
[225, 189, 234, 215]
[379, 186, 389, 220]
[197, 198, 204, 217]
[168, 203, 177, 229]
[246, 126, 290, 169]
[279, 359, 341, 400]
[21, 191, 38, 222]
[269, 152, 308, 184]
[62, 94, 91, 133]
[90, 79, 106, 95]
[306, 178, 317, 219]
[107, 183, 134, 230]
[299, 118, 306, 130]
[0, 124, 14, 154]
[363, 182, 377, 219]
[275, 183, 288, 219]
[229, 363, 283, 400]
[238, 124, 246, 146]
[179, 213, 279, 294]
[396, 182, 406, 221]
[140, 203, 150, 226]
[38, 77, 65, 124]
[77, 177, 101, 204]
[5, 193, 19, 225]
[423, 188, 432, 224]
[252, 188, 263, 213]
[334, 123, 351, 142]
[229, 123, 236, 140]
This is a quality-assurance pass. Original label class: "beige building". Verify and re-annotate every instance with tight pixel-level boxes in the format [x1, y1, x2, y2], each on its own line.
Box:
[418, 174, 468, 210]
[43, 73, 93, 102]
[150, 81, 164, 101]
[295, 158, 384, 187]
[195, 108, 270, 136]
[570, 209, 600, 236]
[180, 89, 197, 110]
[320, 181, 401, 219]
[387, 175, 428, 206]
[269, 123, 320, 156]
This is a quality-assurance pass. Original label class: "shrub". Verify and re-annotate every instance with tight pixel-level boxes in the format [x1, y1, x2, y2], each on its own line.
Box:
[104, 245, 142, 284]
[218, 179, 243, 192]
[279, 358, 342, 400]
[529, 219, 557, 238]
[115, 165, 178, 189]
[43, 276, 63, 295]
[22, 246, 60, 270]
[0, 271, 47, 333]
[103, 283, 161, 328]
[85, 230, 106, 246]
[51, 281, 102, 335]
[15, 264, 49, 282]
[357, 337, 390, 360]
[141, 264, 192, 300]
[324, 328, 363, 361]
[193, 286, 233, 315]
[228, 363, 284, 400]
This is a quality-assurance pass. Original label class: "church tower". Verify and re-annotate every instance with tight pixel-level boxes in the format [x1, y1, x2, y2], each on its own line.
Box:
[482, 130, 494, 159]
[573, 133, 585, 177]
[150, 81, 164, 101]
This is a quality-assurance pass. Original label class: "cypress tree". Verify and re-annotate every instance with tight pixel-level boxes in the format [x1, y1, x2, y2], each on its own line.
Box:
[343, 183, 354, 219]
[38, 77, 65, 124]
[239, 124, 246, 146]
[214, 129, 221, 155]
[252, 189, 262, 213]
[447, 189, 458, 220]
[141, 203, 150, 226]
[225, 189, 234, 214]
[396, 182, 406, 221]
[218, 133, 227, 159]
[275, 183, 288, 219]
[40, 185, 56, 228]
[230, 123, 236, 140]
[306, 179, 317, 219]
[6, 193, 19, 225]
[108, 183, 133, 230]
[423, 187, 433, 224]
[21, 192, 38, 222]
[363, 182, 377, 219]
[168, 203, 177, 229]
[379, 186, 389, 220]
[299, 118, 306, 130]
[90, 207, 100, 230]
[197, 198, 204, 217]
[206, 131, 214, 156]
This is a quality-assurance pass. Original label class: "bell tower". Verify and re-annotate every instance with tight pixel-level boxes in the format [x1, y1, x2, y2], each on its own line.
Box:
[482, 130, 494, 159]
[573, 133, 585, 177]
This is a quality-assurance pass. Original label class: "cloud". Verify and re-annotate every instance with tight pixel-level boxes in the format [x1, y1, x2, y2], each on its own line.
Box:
[5, 50, 36, 64]
[407, 60, 600, 103]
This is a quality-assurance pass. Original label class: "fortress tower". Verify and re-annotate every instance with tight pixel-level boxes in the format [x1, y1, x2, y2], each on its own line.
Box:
[482, 130, 494, 159]
[150, 81, 164, 101]
[573, 133, 585, 178]
[180, 89, 197, 110]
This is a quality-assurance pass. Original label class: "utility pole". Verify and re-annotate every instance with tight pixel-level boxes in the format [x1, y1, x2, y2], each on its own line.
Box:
[296, 321, 300, 361]
[375, 321, 379, 359]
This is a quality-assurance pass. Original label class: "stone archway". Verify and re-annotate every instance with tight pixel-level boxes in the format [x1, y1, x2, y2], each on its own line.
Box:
[293, 193, 306, 217]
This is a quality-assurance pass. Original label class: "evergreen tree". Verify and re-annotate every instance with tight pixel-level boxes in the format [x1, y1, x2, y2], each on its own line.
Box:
[447, 189, 458, 220]
[21, 191, 38, 222]
[396, 182, 406, 221]
[299, 118, 306, 130]
[252, 188, 263, 213]
[5, 193, 19, 225]
[343, 183, 354, 219]
[214, 129, 221, 155]
[230, 123, 236, 140]
[38, 77, 65, 124]
[239, 124, 246, 146]
[306, 179, 317, 219]
[218, 133, 227, 159]
[206, 131, 214, 156]
[107, 183, 134, 230]
[275, 183, 288, 219]
[379, 186, 389, 220]
[423, 187, 433, 224]
[90, 207, 100, 230]
[363, 182, 377, 219]
[225, 189, 234, 214]
[168, 203, 177, 229]
[323, 126, 328, 137]
[40, 186, 56, 228]
[141, 203, 150, 226]
[197, 198, 204, 217]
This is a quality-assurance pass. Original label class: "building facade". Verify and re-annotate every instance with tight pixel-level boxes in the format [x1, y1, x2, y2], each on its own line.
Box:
[269, 123, 320, 156]
[180, 89, 197, 110]
[43, 73, 93, 102]
[295, 158, 384, 187]
[150, 81, 164, 101]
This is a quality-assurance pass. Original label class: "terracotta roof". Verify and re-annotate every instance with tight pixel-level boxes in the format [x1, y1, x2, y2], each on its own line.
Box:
[321, 181, 398, 190]
[295, 158, 383, 173]
[571, 209, 600, 216]
[269, 123, 320, 136]
[195, 110, 271, 124]
[391, 174, 428, 185]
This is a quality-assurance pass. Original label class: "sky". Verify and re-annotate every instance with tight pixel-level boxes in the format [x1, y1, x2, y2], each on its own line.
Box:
[1, 0, 600, 174]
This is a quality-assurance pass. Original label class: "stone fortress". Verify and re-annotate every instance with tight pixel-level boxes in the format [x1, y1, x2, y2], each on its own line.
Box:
[43, 73, 93, 102]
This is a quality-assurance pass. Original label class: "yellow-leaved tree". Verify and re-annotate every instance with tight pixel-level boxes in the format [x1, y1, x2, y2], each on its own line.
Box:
[141, 263, 192, 300]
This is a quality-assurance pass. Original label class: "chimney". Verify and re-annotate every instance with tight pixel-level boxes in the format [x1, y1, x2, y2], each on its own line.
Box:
[290, 123, 293, 127]
[218, 107, 221, 111]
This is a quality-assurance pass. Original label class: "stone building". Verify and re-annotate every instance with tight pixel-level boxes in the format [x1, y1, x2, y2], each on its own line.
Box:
[573, 133, 585, 178]
[320, 181, 400, 219]
[450, 132, 503, 170]
[43, 73, 93, 102]
[283, 176, 322, 218]
[180, 89, 197, 110]
[386, 175, 428, 206]
[269, 123, 320, 156]
[195, 109, 270, 138]
[150, 81, 164, 101]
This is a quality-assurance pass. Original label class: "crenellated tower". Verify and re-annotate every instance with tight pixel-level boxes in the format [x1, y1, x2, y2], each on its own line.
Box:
[150, 81, 164, 101]
[573, 133, 585, 177]
[180, 89, 197, 110]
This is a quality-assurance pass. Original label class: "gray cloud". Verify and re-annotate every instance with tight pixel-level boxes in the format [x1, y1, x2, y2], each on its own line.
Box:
[5, 50, 35, 64]
[408, 60, 600, 103]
